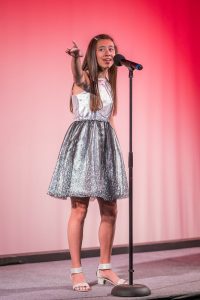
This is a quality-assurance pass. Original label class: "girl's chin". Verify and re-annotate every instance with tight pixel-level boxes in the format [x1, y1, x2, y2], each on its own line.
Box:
[99, 64, 113, 70]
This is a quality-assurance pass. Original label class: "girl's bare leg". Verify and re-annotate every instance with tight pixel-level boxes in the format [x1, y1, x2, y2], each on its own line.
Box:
[97, 198, 120, 283]
[67, 197, 90, 290]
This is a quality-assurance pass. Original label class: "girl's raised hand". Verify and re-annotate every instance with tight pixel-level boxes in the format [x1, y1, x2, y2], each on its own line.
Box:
[65, 41, 83, 58]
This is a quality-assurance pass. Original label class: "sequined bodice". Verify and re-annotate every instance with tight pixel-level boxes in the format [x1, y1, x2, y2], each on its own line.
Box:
[72, 78, 113, 122]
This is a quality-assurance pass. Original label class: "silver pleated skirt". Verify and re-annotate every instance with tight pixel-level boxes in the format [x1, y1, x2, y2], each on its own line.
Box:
[47, 120, 128, 201]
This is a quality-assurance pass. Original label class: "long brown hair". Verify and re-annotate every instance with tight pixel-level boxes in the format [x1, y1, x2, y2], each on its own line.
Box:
[70, 34, 118, 115]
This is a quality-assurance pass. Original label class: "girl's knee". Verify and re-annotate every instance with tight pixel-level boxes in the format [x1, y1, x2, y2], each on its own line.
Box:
[71, 197, 89, 222]
[98, 200, 118, 222]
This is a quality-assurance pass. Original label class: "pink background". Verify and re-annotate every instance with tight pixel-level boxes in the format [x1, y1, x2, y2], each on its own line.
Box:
[0, 0, 200, 255]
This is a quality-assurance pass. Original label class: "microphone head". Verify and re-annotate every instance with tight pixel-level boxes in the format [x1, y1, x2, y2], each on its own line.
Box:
[113, 54, 125, 66]
[137, 64, 143, 70]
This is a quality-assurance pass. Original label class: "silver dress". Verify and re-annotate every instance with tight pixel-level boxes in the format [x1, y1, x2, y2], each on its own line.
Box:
[47, 78, 128, 201]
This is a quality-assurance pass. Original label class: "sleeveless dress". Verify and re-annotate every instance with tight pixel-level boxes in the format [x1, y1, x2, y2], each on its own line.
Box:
[47, 78, 128, 201]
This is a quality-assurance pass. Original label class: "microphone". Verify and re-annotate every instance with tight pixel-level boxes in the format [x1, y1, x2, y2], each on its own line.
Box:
[113, 54, 143, 70]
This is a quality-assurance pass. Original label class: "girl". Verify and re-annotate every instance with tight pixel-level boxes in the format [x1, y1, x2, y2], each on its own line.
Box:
[47, 34, 128, 292]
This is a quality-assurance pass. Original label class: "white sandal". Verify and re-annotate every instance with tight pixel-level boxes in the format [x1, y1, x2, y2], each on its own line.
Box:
[70, 267, 91, 292]
[97, 263, 128, 286]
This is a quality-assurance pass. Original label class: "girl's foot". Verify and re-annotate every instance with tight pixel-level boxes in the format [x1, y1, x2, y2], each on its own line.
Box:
[70, 267, 91, 292]
[97, 263, 127, 286]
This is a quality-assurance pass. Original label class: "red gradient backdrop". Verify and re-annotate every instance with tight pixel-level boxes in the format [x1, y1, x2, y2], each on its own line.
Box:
[0, 0, 200, 255]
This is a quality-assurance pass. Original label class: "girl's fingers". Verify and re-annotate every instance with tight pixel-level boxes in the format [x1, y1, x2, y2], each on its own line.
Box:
[65, 48, 77, 53]
[72, 40, 78, 48]
[69, 48, 78, 54]
[65, 42, 83, 57]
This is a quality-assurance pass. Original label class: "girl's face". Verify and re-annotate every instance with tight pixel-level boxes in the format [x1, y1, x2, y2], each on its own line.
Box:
[96, 39, 116, 71]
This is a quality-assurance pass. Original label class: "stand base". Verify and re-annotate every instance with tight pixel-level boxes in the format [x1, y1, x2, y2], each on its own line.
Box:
[111, 284, 151, 297]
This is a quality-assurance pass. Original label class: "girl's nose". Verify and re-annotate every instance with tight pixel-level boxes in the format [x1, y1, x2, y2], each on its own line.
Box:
[104, 48, 110, 55]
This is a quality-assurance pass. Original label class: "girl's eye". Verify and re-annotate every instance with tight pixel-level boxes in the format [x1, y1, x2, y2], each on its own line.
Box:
[98, 48, 105, 51]
[97, 47, 115, 52]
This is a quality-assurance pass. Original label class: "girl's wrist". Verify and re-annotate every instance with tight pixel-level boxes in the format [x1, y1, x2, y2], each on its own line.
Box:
[71, 54, 82, 58]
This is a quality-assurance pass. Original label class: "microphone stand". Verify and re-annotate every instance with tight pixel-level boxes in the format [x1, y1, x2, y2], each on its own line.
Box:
[111, 67, 151, 297]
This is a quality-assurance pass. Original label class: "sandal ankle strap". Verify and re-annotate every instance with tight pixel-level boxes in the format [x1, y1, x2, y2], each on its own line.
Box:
[71, 267, 83, 274]
[98, 263, 112, 270]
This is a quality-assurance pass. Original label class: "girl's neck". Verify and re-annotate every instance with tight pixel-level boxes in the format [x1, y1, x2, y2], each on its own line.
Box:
[98, 70, 109, 79]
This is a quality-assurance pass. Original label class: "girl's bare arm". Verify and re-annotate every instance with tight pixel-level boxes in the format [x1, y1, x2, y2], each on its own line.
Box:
[66, 41, 86, 86]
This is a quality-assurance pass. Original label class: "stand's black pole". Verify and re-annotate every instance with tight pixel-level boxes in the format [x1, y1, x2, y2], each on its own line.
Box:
[111, 68, 151, 297]
[128, 68, 134, 285]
